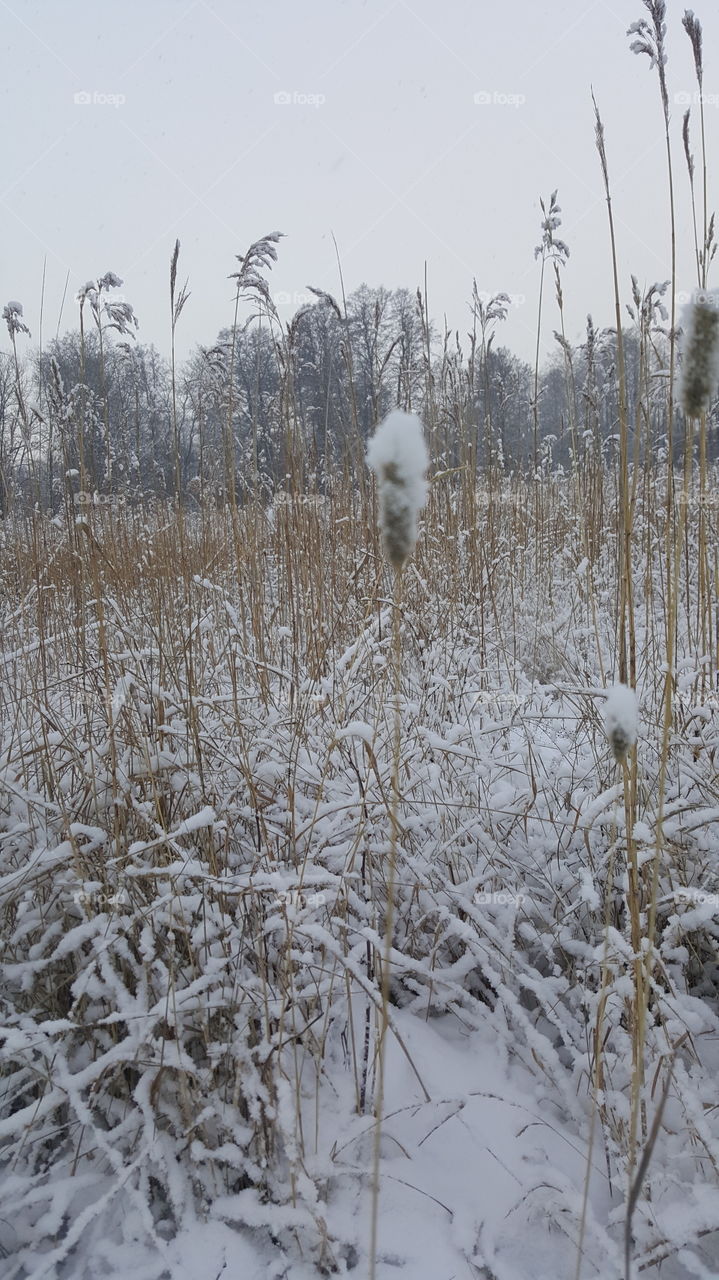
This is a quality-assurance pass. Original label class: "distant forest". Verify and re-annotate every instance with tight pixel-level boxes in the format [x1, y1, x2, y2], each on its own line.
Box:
[1, 250, 714, 514]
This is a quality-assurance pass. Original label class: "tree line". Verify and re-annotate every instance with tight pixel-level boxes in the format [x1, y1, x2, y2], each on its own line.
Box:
[0, 255, 711, 516]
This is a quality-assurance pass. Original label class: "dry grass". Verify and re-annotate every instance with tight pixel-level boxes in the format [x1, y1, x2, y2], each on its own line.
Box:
[2, 10, 719, 1270]
[1, 454, 718, 1275]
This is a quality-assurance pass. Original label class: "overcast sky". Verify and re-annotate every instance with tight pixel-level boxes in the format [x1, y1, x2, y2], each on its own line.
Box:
[2, 0, 718, 368]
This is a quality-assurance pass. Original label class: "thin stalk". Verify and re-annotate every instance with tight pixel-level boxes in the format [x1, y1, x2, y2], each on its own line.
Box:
[369, 566, 403, 1280]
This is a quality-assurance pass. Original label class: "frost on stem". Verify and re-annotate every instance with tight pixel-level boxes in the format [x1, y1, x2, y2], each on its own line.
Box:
[367, 410, 429, 570]
[679, 290, 719, 418]
[604, 683, 638, 763]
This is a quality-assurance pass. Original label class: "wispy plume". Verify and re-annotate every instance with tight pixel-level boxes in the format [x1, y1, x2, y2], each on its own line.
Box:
[682, 9, 703, 87]
[628, 1, 669, 121]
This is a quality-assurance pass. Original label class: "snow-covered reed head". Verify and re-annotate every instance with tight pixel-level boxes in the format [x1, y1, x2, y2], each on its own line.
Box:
[2, 300, 30, 339]
[604, 683, 638, 763]
[679, 289, 719, 418]
[367, 410, 429, 570]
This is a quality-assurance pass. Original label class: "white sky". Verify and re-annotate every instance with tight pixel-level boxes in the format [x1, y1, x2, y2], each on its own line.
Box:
[2, 0, 718, 367]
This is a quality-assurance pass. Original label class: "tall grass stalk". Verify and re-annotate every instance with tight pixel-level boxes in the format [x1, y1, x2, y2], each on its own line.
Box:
[369, 565, 403, 1280]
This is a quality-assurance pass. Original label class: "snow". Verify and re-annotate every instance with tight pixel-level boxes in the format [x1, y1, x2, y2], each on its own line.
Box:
[603, 682, 638, 761]
[366, 410, 428, 506]
[334, 720, 375, 745]
[172, 804, 217, 835]
[367, 409, 429, 567]
[678, 289, 719, 417]
[1, 505, 717, 1280]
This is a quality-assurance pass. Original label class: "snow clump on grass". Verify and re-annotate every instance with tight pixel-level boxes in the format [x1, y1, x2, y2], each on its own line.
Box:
[679, 289, 719, 417]
[604, 682, 638, 763]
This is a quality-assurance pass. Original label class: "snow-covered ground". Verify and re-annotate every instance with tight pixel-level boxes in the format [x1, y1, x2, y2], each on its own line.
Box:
[1, 484, 718, 1278]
